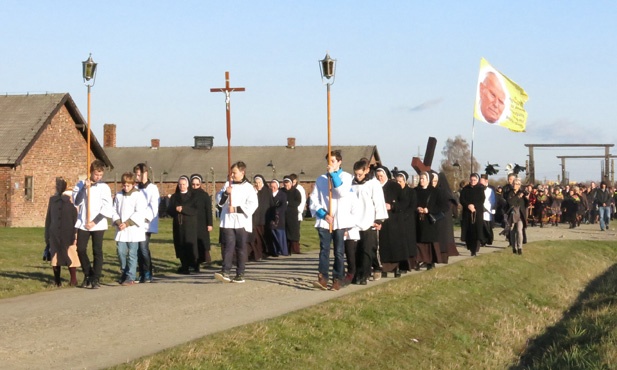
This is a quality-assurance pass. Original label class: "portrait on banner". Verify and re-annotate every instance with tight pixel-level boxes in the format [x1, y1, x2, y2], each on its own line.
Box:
[474, 66, 510, 125]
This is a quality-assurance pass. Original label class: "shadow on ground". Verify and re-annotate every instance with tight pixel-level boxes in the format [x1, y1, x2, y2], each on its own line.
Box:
[510, 263, 617, 369]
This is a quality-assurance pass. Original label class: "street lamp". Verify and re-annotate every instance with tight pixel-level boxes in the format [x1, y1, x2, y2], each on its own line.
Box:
[82, 53, 98, 222]
[319, 52, 336, 229]
[453, 161, 462, 189]
[267, 160, 276, 178]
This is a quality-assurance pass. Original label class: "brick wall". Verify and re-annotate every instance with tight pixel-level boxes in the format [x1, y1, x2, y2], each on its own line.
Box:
[5, 105, 91, 227]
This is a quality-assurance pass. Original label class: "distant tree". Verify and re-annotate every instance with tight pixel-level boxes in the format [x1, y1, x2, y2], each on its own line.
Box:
[439, 135, 480, 191]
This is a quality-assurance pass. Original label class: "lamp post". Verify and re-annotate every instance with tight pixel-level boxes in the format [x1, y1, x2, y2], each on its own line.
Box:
[82, 53, 98, 222]
[267, 160, 276, 178]
[319, 52, 336, 230]
[453, 161, 462, 190]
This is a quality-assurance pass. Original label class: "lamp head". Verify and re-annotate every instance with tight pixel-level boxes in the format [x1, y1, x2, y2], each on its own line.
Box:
[82, 53, 98, 84]
[319, 53, 336, 83]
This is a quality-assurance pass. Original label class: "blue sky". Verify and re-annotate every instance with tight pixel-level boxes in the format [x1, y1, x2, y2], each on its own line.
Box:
[2, 1, 616, 182]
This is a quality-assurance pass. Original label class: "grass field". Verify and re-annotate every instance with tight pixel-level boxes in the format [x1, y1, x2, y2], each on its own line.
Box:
[106, 240, 617, 370]
[2, 223, 616, 369]
[0, 218, 320, 299]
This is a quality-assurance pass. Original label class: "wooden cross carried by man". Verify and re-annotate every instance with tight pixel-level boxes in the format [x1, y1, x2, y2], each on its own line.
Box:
[411, 136, 437, 174]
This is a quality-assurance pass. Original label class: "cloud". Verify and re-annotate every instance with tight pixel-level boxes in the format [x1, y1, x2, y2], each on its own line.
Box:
[408, 98, 444, 112]
[530, 119, 601, 143]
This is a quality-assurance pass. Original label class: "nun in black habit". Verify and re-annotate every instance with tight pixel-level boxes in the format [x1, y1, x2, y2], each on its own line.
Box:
[393, 171, 418, 271]
[376, 166, 404, 276]
[167, 176, 199, 274]
[190, 174, 213, 270]
[414, 171, 444, 269]
[432, 171, 460, 262]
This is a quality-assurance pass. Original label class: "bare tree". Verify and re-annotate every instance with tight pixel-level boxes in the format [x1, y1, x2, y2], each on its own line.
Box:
[439, 135, 480, 191]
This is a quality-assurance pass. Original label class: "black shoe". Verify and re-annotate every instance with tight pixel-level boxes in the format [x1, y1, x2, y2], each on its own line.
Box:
[80, 277, 91, 289]
[90, 279, 100, 289]
[394, 269, 401, 278]
[427, 264, 435, 270]
[517, 249, 522, 255]
[177, 266, 190, 275]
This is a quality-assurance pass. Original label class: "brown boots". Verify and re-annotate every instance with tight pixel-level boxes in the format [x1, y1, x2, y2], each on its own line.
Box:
[312, 273, 328, 290]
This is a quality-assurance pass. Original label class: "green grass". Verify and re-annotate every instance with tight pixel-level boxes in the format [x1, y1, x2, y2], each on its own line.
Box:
[106, 240, 617, 370]
[0, 218, 320, 299]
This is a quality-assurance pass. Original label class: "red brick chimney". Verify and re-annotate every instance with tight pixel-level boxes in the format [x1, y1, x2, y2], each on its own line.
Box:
[151, 139, 160, 149]
[287, 137, 296, 149]
[103, 124, 116, 148]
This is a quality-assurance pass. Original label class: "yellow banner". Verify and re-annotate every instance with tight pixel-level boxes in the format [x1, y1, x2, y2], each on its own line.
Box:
[474, 58, 529, 132]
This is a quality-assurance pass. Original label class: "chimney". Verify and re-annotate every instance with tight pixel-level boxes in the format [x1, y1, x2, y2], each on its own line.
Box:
[103, 123, 116, 148]
[287, 137, 296, 149]
[151, 139, 160, 149]
[194, 136, 214, 150]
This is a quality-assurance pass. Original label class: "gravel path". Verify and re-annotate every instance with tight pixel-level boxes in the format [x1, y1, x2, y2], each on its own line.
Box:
[1, 223, 614, 370]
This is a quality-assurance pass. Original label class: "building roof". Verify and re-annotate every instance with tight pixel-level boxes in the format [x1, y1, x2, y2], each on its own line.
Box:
[0, 93, 111, 167]
[103, 145, 381, 183]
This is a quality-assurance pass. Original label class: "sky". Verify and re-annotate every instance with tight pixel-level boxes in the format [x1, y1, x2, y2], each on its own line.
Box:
[1, 1, 616, 183]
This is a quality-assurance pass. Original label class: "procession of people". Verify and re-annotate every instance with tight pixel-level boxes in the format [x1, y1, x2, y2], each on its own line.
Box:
[44, 155, 616, 290]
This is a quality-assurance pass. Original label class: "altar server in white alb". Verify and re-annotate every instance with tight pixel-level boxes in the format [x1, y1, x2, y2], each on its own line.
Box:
[214, 161, 258, 284]
[133, 163, 160, 283]
[309, 150, 355, 291]
[112, 172, 149, 286]
[350, 158, 388, 285]
[72, 159, 113, 289]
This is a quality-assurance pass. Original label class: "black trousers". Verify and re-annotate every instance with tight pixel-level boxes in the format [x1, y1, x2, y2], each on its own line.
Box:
[76, 229, 105, 280]
[356, 229, 378, 281]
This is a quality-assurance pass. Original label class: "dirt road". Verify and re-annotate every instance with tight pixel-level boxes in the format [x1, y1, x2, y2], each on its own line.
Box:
[1, 224, 614, 370]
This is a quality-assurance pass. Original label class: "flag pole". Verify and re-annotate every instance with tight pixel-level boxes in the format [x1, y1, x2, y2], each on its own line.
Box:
[470, 117, 475, 175]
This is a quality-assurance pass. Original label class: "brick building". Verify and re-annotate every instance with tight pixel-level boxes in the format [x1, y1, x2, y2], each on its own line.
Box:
[102, 126, 382, 200]
[0, 93, 112, 227]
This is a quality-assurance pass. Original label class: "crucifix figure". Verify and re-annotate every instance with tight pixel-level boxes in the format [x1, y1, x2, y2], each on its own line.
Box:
[210, 71, 245, 196]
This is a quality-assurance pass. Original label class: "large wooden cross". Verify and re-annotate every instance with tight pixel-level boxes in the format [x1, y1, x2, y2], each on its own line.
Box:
[210, 71, 245, 187]
[411, 136, 437, 174]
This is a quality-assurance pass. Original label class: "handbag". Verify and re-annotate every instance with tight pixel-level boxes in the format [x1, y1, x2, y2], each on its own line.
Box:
[428, 211, 445, 224]
[42, 243, 51, 261]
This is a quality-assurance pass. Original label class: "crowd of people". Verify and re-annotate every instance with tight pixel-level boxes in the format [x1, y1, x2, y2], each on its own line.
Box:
[44, 156, 617, 290]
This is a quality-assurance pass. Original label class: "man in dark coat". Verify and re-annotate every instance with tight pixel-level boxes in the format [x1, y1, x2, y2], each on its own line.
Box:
[459, 173, 486, 256]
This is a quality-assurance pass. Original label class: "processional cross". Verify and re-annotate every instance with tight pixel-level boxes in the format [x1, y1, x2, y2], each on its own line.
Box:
[210, 72, 245, 199]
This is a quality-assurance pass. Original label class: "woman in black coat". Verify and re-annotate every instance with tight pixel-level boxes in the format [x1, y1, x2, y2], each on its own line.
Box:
[167, 176, 199, 274]
[45, 178, 79, 286]
[458, 173, 486, 256]
[266, 179, 288, 256]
